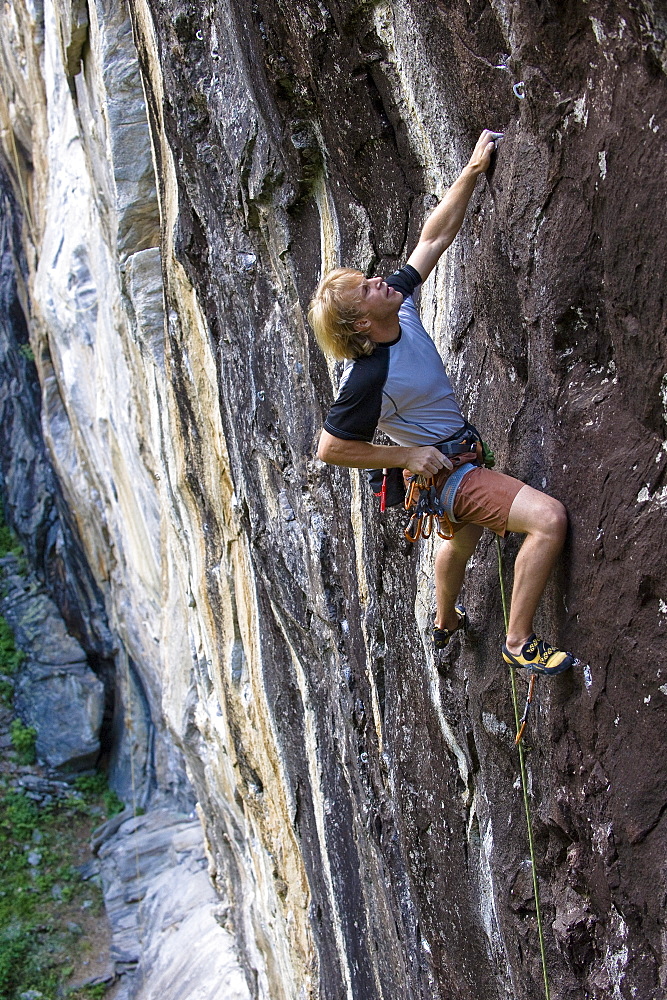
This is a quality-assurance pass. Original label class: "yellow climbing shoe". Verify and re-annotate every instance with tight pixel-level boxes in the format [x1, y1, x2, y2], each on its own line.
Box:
[502, 634, 574, 676]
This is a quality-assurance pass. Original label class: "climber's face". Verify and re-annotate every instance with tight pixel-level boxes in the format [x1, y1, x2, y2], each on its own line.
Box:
[353, 276, 401, 332]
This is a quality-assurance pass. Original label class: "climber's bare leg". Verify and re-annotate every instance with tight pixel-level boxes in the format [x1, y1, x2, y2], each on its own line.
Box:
[503, 485, 567, 653]
[435, 522, 483, 631]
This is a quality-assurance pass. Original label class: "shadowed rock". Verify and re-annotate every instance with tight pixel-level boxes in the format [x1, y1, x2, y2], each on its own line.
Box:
[2, 562, 104, 771]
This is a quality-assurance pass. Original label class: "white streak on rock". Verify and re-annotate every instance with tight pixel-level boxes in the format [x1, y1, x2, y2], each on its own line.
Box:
[275, 617, 355, 1000]
[599, 150, 607, 179]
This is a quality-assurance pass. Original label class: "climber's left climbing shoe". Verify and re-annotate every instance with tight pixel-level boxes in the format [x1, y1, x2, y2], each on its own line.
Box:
[432, 605, 466, 650]
[502, 634, 574, 676]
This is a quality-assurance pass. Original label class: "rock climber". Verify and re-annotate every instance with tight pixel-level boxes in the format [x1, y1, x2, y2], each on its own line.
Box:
[308, 129, 575, 675]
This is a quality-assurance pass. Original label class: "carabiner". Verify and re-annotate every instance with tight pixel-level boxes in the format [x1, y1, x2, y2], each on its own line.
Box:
[436, 516, 455, 540]
[515, 674, 537, 745]
[404, 512, 423, 543]
[405, 477, 420, 511]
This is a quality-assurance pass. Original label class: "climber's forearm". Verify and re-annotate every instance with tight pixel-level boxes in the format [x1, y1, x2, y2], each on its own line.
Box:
[318, 431, 410, 469]
[317, 430, 452, 476]
[406, 167, 480, 279]
[420, 167, 479, 246]
[407, 128, 501, 281]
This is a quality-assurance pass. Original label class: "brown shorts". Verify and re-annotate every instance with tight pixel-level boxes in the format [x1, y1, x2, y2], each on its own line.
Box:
[450, 467, 525, 537]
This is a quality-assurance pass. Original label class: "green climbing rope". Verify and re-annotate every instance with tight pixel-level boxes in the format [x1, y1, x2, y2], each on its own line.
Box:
[495, 536, 551, 1000]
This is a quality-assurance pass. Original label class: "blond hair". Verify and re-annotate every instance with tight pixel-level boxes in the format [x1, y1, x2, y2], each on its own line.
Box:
[307, 268, 374, 360]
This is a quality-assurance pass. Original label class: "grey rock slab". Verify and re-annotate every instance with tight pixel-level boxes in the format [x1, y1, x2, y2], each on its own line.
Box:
[169, 824, 203, 854]
[2, 590, 87, 665]
[133, 871, 251, 1000]
[92, 806, 135, 852]
[97, 808, 250, 998]
[75, 858, 101, 880]
[15, 660, 104, 771]
[123, 248, 165, 368]
[70, 965, 115, 990]
[17, 773, 72, 794]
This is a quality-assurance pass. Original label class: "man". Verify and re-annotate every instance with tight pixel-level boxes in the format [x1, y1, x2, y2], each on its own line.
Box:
[308, 129, 575, 675]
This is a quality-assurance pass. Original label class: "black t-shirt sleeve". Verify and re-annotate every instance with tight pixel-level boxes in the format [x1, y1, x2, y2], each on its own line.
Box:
[323, 350, 390, 442]
[385, 263, 422, 299]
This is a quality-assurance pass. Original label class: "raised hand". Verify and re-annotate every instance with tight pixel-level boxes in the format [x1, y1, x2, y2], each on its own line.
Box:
[468, 129, 504, 174]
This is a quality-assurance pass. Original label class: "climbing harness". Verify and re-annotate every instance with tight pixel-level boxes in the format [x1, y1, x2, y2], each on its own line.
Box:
[370, 424, 495, 526]
[496, 536, 551, 1000]
[440, 462, 476, 519]
[404, 473, 454, 541]
[402, 423, 494, 543]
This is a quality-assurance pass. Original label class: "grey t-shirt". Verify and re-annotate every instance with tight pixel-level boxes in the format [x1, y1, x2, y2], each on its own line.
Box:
[324, 266, 465, 447]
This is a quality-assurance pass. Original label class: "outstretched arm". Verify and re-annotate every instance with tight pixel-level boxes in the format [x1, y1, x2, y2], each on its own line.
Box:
[407, 129, 502, 282]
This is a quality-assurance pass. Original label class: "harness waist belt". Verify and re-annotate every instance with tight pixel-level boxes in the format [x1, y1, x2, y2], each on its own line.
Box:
[440, 463, 475, 521]
[436, 440, 476, 458]
[435, 423, 481, 458]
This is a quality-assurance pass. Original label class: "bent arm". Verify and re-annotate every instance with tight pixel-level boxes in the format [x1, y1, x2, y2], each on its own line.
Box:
[317, 429, 452, 476]
[407, 128, 502, 282]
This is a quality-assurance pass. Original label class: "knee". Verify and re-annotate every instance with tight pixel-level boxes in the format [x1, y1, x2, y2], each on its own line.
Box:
[541, 498, 568, 543]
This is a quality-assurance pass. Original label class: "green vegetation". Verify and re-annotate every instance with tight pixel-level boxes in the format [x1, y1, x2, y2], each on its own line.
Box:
[0, 501, 28, 588]
[79, 986, 109, 999]
[18, 343, 35, 362]
[0, 616, 25, 676]
[0, 504, 27, 708]
[0, 507, 23, 560]
[0, 677, 14, 706]
[0, 519, 15, 557]
[73, 774, 124, 818]
[10, 719, 37, 764]
[0, 772, 122, 1000]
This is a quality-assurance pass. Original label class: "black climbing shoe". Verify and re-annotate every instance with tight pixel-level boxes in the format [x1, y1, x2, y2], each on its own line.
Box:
[432, 605, 466, 650]
[502, 634, 574, 676]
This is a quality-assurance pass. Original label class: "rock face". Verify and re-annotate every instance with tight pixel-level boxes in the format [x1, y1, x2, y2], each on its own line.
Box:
[0, 163, 116, 663]
[1, 2, 666, 999]
[94, 808, 251, 999]
[2, 555, 105, 771]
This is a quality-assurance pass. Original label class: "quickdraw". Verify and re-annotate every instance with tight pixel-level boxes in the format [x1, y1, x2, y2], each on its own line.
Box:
[404, 475, 454, 542]
[515, 672, 537, 746]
